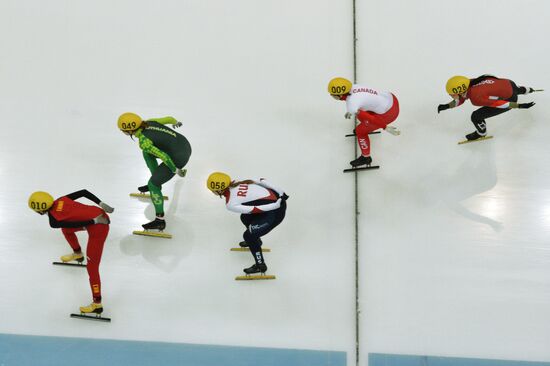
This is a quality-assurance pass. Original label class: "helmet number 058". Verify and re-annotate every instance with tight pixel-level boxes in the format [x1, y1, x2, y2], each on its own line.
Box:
[210, 182, 226, 190]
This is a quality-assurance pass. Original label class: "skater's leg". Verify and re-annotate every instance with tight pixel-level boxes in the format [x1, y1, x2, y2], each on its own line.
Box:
[471, 106, 511, 135]
[148, 163, 176, 216]
[85, 223, 109, 303]
[143, 151, 159, 174]
[243, 205, 286, 260]
[355, 122, 374, 157]
[62, 228, 82, 252]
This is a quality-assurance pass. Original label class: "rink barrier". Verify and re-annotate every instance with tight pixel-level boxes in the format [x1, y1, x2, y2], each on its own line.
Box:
[369, 353, 550, 366]
[0, 333, 346, 366]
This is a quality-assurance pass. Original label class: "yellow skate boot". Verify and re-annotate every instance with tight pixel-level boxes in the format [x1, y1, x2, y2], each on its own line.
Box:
[60, 252, 84, 263]
[79, 302, 103, 314]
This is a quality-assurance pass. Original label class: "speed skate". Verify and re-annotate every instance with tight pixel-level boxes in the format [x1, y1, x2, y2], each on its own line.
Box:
[129, 193, 169, 200]
[457, 135, 494, 145]
[70, 311, 111, 322]
[133, 230, 172, 239]
[235, 274, 276, 281]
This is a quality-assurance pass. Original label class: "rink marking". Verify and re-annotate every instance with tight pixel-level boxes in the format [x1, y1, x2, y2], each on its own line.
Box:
[369, 353, 550, 366]
[0, 333, 346, 366]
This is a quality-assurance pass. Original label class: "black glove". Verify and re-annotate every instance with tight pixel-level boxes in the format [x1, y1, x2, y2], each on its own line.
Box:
[518, 102, 536, 109]
[437, 104, 450, 113]
[281, 193, 289, 201]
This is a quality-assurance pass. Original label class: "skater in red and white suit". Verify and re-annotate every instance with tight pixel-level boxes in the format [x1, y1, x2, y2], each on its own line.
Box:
[206, 172, 288, 275]
[328, 77, 401, 167]
[28, 189, 114, 315]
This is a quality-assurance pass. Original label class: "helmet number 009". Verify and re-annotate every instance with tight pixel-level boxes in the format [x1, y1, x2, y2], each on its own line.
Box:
[31, 202, 48, 210]
[210, 182, 226, 190]
[122, 122, 137, 130]
[452, 84, 467, 94]
[331, 86, 347, 94]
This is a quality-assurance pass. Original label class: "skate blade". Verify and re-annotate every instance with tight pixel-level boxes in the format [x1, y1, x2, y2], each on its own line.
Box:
[52, 261, 86, 267]
[345, 131, 381, 137]
[129, 193, 169, 200]
[133, 230, 172, 239]
[343, 165, 380, 173]
[230, 247, 271, 252]
[235, 274, 276, 281]
[70, 313, 111, 322]
[458, 135, 493, 145]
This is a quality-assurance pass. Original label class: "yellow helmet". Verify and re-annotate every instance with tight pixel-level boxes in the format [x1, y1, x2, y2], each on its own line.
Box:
[28, 191, 54, 212]
[206, 172, 231, 193]
[446, 76, 470, 95]
[328, 77, 352, 96]
[117, 112, 143, 132]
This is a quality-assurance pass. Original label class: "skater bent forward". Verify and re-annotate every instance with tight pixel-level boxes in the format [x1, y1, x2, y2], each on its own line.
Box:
[206, 172, 288, 275]
[28, 189, 114, 315]
[118, 112, 192, 231]
[438, 74, 537, 141]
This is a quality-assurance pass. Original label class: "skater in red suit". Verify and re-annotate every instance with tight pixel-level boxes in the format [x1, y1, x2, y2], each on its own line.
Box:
[28, 189, 114, 315]
[438, 75, 538, 141]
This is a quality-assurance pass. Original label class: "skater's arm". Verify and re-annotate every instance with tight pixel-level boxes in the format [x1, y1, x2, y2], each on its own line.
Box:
[65, 190, 101, 205]
[147, 116, 178, 126]
[48, 213, 93, 229]
[227, 199, 282, 214]
[254, 179, 285, 196]
[438, 97, 465, 113]
[139, 136, 177, 173]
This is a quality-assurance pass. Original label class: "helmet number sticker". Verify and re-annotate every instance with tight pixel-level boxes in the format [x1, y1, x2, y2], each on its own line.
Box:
[31, 202, 48, 210]
[452, 84, 468, 94]
[210, 182, 226, 190]
[121, 121, 137, 130]
[331, 85, 347, 94]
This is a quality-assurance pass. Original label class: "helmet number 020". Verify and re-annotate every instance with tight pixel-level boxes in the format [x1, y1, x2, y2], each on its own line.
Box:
[210, 182, 226, 190]
[31, 202, 48, 210]
[452, 84, 467, 94]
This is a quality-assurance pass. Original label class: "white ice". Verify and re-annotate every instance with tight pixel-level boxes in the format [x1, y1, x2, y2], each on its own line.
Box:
[0, 1, 549, 366]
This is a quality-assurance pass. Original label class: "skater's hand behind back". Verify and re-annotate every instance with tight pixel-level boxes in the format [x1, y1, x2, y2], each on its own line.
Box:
[93, 214, 110, 225]
[99, 202, 114, 213]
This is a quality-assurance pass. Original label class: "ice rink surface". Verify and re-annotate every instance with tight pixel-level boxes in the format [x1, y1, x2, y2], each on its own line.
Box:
[0, 1, 549, 365]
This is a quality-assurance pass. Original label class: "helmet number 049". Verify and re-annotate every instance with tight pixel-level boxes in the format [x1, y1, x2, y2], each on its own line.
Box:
[121, 121, 137, 130]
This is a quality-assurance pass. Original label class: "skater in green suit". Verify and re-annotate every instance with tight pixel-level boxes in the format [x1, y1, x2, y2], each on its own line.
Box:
[118, 112, 192, 231]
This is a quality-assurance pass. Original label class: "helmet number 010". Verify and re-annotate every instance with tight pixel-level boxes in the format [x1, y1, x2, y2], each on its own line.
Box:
[31, 202, 48, 210]
[452, 84, 467, 94]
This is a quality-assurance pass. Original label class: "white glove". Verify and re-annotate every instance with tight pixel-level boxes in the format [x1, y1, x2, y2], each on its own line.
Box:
[99, 202, 114, 213]
[345, 112, 353, 119]
[385, 125, 401, 136]
[93, 214, 110, 225]
[173, 121, 182, 128]
[176, 168, 187, 177]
